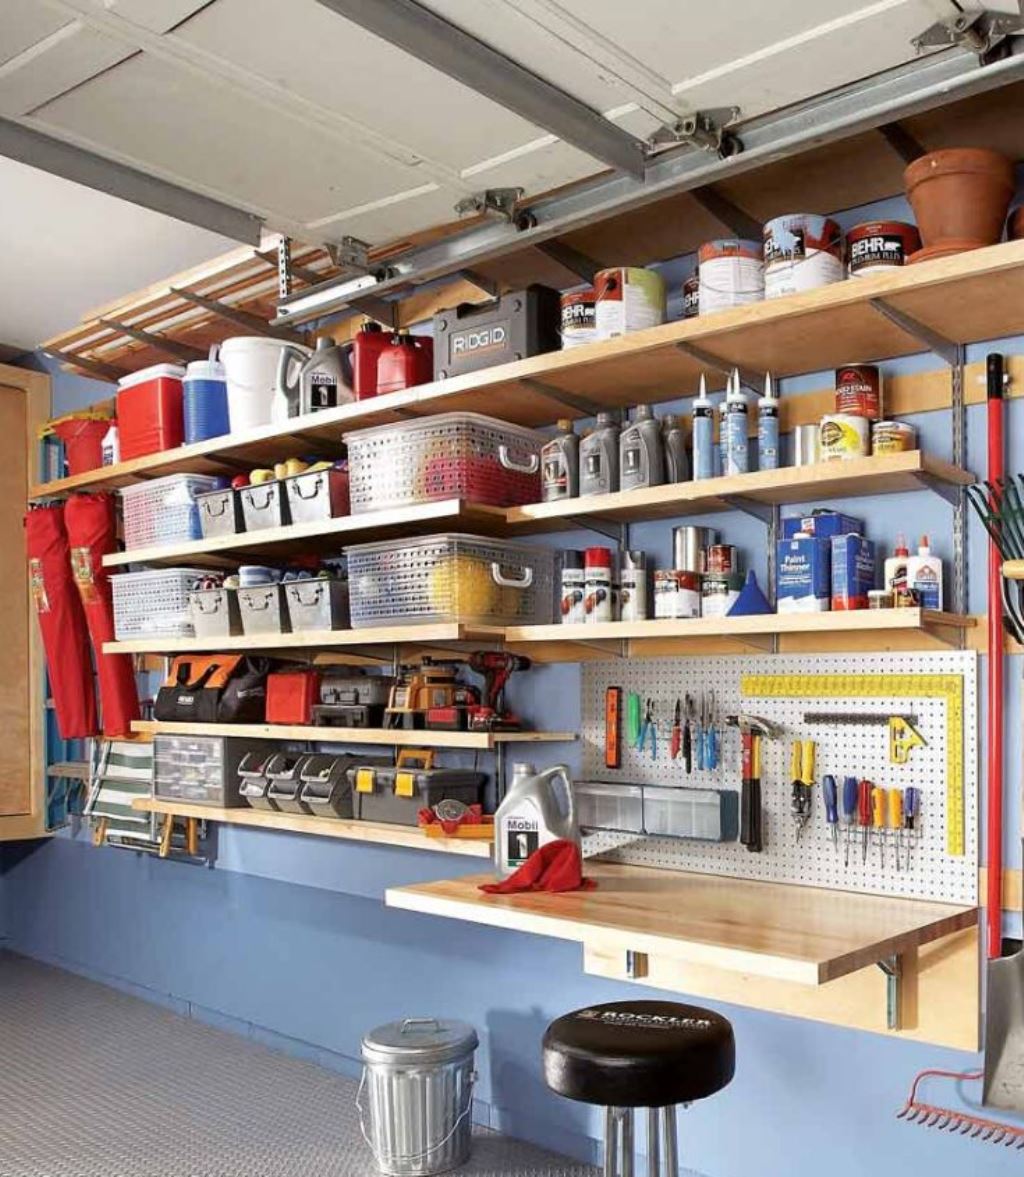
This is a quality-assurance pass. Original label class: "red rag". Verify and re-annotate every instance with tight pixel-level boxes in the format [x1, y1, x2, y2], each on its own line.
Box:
[479, 839, 596, 894]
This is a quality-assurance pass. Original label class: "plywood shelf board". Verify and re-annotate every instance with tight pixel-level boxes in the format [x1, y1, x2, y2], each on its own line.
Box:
[386, 862, 977, 985]
[132, 720, 575, 748]
[133, 797, 491, 857]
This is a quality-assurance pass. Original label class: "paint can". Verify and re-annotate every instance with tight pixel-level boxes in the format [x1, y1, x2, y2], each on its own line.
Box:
[846, 221, 921, 277]
[560, 288, 597, 349]
[706, 544, 737, 575]
[871, 420, 917, 455]
[654, 570, 701, 619]
[763, 214, 844, 300]
[594, 267, 666, 339]
[673, 525, 718, 574]
[835, 364, 883, 420]
[682, 271, 700, 319]
[620, 550, 648, 622]
[701, 573, 743, 618]
[560, 550, 585, 625]
[819, 413, 870, 461]
[793, 423, 820, 466]
[696, 239, 764, 314]
[584, 546, 615, 623]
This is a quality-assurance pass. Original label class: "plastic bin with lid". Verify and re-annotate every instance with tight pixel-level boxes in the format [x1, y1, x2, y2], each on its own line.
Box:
[112, 567, 208, 639]
[345, 533, 555, 628]
[344, 413, 542, 513]
[575, 782, 644, 834]
[347, 751, 487, 826]
[119, 473, 222, 550]
[116, 363, 185, 459]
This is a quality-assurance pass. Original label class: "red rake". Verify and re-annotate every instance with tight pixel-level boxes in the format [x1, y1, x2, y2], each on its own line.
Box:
[898, 1069, 1024, 1147]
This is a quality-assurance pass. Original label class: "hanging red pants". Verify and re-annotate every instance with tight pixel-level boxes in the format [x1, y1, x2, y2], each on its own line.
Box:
[25, 504, 97, 740]
[65, 493, 140, 739]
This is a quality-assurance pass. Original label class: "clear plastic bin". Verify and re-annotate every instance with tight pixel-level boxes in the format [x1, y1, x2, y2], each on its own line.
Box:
[576, 782, 643, 833]
[643, 786, 738, 842]
[112, 568, 208, 639]
[344, 413, 542, 513]
[119, 474, 221, 550]
[345, 532, 556, 628]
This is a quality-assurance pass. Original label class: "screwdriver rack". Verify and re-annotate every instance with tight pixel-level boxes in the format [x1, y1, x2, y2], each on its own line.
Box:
[580, 650, 978, 905]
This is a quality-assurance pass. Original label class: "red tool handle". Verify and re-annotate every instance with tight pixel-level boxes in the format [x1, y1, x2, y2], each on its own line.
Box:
[987, 353, 1005, 959]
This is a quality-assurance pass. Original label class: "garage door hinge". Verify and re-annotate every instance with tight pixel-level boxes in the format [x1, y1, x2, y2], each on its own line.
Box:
[647, 106, 743, 158]
[913, 6, 1024, 62]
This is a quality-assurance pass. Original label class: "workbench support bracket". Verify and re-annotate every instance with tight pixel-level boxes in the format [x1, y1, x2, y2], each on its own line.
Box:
[521, 378, 603, 419]
[674, 343, 762, 392]
[877, 954, 903, 1031]
[720, 495, 775, 524]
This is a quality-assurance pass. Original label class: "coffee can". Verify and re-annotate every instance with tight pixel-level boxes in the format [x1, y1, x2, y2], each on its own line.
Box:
[673, 525, 718, 573]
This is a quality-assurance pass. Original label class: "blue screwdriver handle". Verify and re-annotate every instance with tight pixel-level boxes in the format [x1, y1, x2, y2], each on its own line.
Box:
[823, 775, 838, 823]
[842, 775, 859, 819]
[705, 725, 719, 770]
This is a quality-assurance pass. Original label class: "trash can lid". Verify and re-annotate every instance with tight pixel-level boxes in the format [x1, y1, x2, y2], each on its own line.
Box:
[362, 1018, 479, 1065]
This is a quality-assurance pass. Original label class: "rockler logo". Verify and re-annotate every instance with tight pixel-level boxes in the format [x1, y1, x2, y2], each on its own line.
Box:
[576, 1009, 714, 1031]
[452, 324, 508, 355]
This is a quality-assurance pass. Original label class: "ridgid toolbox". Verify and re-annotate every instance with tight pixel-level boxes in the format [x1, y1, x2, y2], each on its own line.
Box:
[432, 286, 561, 380]
[347, 750, 487, 826]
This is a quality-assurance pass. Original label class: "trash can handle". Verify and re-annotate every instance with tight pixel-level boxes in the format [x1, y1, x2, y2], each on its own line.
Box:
[400, 1017, 440, 1034]
[357, 1066, 477, 1167]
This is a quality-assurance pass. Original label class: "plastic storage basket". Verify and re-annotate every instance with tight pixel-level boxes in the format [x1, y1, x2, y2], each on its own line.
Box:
[112, 568, 208, 639]
[344, 413, 542, 513]
[119, 474, 222, 550]
[346, 533, 555, 628]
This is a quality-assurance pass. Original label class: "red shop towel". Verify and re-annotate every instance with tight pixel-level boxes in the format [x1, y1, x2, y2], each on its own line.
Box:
[479, 840, 596, 894]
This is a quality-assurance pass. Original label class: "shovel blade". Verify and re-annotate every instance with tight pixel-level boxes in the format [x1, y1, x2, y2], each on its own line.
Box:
[984, 950, 1024, 1113]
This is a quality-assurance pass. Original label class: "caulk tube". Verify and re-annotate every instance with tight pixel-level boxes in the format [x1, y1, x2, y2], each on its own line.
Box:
[723, 368, 750, 476]
[692, 373, 715, 480]
[757, 371, 780, 470]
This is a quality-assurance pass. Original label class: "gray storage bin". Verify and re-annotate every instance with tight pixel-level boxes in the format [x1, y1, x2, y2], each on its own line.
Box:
[643, 786, 739, 842]
[576, 782, 644, 834]
[154, 735, 275, 807]
[240, 481, 289, 531]
[265, 752, 313, 814]
[283, 577, 348, 632]
[283, 467, 349, 525]
[238, 748, 280, 811]
[189, 586, 242, 639]
[347, 759, 486, 826]
[197, 488, 244, 539]
[300, 753, 387, 819]
[238, 583, 290, 635]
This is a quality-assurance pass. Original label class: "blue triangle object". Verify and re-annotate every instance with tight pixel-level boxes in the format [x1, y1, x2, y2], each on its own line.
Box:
[728, 570, 773, 616]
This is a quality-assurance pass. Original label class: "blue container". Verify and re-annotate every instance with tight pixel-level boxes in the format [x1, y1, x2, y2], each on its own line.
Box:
[183, 349, 229, 444]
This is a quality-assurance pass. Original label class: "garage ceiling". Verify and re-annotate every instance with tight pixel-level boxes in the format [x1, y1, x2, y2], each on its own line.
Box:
[0, 0, 1002, 253]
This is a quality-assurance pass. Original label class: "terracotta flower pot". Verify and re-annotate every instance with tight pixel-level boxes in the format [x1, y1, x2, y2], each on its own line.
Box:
[904, 148, 1014, 261]
[1008, 206, 1024, 241]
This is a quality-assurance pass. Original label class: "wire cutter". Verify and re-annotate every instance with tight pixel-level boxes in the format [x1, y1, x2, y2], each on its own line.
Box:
[635, 698, 656, 760]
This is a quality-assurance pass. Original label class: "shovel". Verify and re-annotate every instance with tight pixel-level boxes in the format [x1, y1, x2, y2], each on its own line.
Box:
[983, 840, 1024, 1112]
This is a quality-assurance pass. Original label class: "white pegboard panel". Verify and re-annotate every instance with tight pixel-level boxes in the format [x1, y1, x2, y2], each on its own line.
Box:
[580, 651, 978, 904]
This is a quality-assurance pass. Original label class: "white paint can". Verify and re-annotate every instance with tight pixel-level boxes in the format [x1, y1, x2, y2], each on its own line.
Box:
[560, 289, 597, 349]
[697, 239, 764, 314]
[763, 214, 844, 300]
[594, 268, 666, 339]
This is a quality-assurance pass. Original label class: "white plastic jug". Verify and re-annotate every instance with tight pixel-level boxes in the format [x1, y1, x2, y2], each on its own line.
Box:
[493, 763, 578, 878]
[220, 336, 312, 431]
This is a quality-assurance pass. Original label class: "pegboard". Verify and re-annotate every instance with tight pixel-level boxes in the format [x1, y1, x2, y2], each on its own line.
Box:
[580, 651, 978, 904]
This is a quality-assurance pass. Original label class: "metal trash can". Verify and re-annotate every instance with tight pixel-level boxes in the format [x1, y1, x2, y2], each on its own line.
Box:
[359, 1017, 478, 1176]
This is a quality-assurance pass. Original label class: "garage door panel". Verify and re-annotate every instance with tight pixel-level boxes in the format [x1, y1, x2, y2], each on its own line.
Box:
[107, 1, 215, 34]
[460, 137, 600, 196]
[0, 1, 70, 65]
[0, 25, 133, 118]
[310, 185, 464, 244]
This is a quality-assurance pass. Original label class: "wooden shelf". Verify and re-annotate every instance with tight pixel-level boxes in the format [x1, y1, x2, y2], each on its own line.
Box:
[104, 501, 507, 568]
[132, 719, 576, 749]
[46, 760, 90, 780]
[134, 797, 491, 857]
[30, 240, 1024, 501]
[386, 861, 977, 985]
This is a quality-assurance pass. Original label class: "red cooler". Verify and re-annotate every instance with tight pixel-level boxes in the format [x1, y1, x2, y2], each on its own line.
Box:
[117, 364, 185, 459]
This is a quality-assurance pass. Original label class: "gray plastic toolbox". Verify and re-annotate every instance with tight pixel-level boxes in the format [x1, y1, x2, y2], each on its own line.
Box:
[154, 735, 275, 807]
[265, 752, 314, 814]
[347, 758, 487, 826]
[312, 672, 393, 728]
[237, 748, 281, 811]
[300, 753, 387, 819]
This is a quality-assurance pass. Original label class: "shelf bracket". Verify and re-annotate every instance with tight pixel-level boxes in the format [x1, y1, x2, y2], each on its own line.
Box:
[675, 342, 762, 392]
[911, 471, 963, 506]
[96, 318, 207, 364]
[534, 240, 601, 284]
[43, 348, 126, 383]
[576, 514, 625, 542]
[688, 185, 763, 240]
[455, 269, 500, 300]
[171, 287, 307, 344]
[877, 953, 903, 1031]
[868, 299, 960, 366]
[876, 122, 927, 165]
[720, 495, 775, 524]
[347, 293, 399, 329]
[521, 377, 603, 419]
[255, 246, 323, 289]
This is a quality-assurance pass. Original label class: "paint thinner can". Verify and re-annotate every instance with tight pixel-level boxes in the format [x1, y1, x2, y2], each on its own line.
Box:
[763, 214, 844, 300]
[654, 570, 701, 619]
[835, 364, 883, 420]
[584, 546, 615, 624]
[673, 525, 718, 573]
[560, 288, 597, 349]
[701, 572, 743, 618]
[594, 267, 666, 339]
[697, 239, 764, 314]
[620, 550, 648, 622]
[846, 221, 921, 277]
[819, 413, 870, 461]
[560, 550, 585, 625]
[872, 420, 917, 454]
[793, 423, 820, 466]
[682, 272, 700, 319]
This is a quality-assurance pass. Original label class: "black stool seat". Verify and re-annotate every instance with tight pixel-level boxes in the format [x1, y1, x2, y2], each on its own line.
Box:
[543, 1000, 735, 1108]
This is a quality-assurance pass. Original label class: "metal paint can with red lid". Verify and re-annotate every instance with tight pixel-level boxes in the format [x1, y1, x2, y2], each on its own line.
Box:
[835, 364, 883, 420]
[846, 221, 921, 277]
[682, 272, 700, 319]
[763, 214, 844, 299]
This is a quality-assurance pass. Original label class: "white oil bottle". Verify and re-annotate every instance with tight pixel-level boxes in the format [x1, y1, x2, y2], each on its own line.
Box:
[493, 763, 578, 878]
[906, 534, 943, 609]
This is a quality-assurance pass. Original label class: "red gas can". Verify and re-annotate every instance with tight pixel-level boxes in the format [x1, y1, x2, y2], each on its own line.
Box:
[116, 364, 185, 459]
[376, 335, 434, 395]
[351, 322, 391, 400]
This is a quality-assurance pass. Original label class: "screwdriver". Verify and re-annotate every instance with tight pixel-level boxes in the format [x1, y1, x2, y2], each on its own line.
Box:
[704, 692, 719, 770]
[904, 787, 920, 870]
[670, 698, 682, 761]
[858, 778, 873, 864]
[822, 775, 838, 853]
[872, 784, 886, 870]
[888, 788, 904, 872]
[682, 694, 694, 773]
[842, 775, 858, 868]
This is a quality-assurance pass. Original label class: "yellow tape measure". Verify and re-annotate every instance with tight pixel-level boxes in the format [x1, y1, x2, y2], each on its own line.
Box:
[741, 673, 966, 856]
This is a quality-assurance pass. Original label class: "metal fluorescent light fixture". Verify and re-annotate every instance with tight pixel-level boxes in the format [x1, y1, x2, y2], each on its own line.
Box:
[0, 117, 263, 245]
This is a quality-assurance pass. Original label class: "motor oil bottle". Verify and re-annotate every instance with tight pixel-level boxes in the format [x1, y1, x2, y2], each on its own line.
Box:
[541, 419, 580, 501]
[723, 368, 750, 476]
[620, 404, 665, 491]
[906, 534, 943, 609]
[662, 413, 689, 483]
[579, 411, 620, 496]
[691, 374, 715, 481]
[297, 336, 355, 413]
[757, 371, 780, 471]
[493, 763, 578, 878]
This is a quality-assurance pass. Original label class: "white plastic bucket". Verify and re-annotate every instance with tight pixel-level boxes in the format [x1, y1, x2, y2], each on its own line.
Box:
[220, 337, 311, 432]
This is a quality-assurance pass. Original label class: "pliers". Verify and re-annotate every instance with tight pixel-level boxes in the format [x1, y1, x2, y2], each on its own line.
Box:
[635, 698, 656, 760]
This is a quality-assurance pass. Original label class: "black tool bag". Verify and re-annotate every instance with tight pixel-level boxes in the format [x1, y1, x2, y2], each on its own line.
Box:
[154, 655, 272, 724]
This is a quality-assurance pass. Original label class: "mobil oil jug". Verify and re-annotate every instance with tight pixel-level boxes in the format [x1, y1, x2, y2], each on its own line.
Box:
[493, 763, 578, 878]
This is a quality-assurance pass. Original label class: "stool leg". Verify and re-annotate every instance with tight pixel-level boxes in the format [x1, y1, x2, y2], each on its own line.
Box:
[604, 1107, 620, 1177]
[646, 1109, 660, 1177]
[660, 1106, 678, 1177]
[620, 1109, 635, 1177]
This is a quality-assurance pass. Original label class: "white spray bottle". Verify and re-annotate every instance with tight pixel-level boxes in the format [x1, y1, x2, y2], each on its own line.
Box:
[493, 763, 578, 878]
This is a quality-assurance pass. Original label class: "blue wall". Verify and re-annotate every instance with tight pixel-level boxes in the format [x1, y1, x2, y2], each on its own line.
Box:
[5, 192, 1024, 1175]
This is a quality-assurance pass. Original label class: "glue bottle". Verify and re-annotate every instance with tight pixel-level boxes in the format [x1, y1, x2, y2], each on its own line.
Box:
[757, 371, 780, 471]
[691, 374, 715, 481]
[906, 534, 943, 609]
[722, 368, 750, 476]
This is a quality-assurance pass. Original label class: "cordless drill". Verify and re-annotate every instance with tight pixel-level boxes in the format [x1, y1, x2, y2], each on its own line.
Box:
[466, 651, 531, 731]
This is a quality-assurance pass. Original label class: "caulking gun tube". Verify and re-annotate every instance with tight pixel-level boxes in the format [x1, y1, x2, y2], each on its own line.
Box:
[691, 373, 715, 480]
[757, 371, 780, 471]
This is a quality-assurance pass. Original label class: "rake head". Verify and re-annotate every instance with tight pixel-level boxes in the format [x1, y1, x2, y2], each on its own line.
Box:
[898, 1069, 1024, 1149]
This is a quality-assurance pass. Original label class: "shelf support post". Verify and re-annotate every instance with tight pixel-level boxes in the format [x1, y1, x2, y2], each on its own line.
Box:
[877, 953, 903, 1031]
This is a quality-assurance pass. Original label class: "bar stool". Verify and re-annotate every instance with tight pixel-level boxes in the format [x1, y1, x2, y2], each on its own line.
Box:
[542, 1000, 735, 1177]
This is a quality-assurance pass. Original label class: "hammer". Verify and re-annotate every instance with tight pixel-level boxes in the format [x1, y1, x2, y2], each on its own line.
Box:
[726, 714, 782, 852]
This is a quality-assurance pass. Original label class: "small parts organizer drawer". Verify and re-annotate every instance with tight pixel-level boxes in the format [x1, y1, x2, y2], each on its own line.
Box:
[576, 781, 738, 843]
[346, 532, 556, 628]
[344, 413, 542, 513]
[154, 735, 274, 807]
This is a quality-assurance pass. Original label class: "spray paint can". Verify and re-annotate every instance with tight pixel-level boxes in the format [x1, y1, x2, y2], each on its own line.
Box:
[662, 414, 689, 483]
[560, 550, 585, 625]
[541, 419, 580, 501]
[620, 550, 648, 621]
[757, 371, 780, 471]
[620, 404, 665, 492]
[584, 546, 615, 623]
[579, 411, 620, 496]
[722, 370, 749, 476]
[691, 374, 715, 480]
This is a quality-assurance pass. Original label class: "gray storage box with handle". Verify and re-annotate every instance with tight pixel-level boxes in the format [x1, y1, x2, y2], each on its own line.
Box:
[196, 488, 244, 539]
[240, 481, 289, 531]
[284, 577, 348, 632]
[189, 586, 243, 639]
[238, 583, 290, 635]
[359, 1017, 478, 1176]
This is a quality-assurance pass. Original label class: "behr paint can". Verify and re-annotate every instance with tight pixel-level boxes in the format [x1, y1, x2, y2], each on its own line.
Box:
[682, 271, 700, 319]
[706, 544, 737, 575]
[594, 267, 666, 339]
[560, 288, 597, 349]
[763, 214, 844, 300]
[846, 221, 921, 277]
[654, 569, 701, 619]
[701, 572, 743, 618]
[697, 239, 764, 315]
